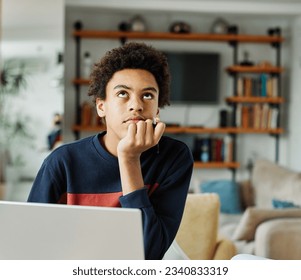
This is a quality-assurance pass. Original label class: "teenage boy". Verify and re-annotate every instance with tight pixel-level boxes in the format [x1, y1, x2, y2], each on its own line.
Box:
[28, 42, 194, 260]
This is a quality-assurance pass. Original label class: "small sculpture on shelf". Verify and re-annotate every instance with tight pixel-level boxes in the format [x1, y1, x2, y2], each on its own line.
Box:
[118, 21, 130, 31]
[210, 18, 229, 34]
[169, 21, 191, 34]
[268, 27, 281, 36]
[118, 15, 147, 32]
[130, 15, 147, 32]
[227, 25, 239, 34]
[239, 51, 254, 66]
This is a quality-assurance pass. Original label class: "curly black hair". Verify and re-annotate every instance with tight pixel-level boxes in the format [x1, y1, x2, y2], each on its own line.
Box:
[88, 42, 170, 108]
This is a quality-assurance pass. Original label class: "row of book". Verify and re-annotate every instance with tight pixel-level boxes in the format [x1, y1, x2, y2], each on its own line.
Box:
[80, 102, 102, 126]
[236, 74, 278, 97]
[193, 136, 233, 163]
[235, 103, 279, 129]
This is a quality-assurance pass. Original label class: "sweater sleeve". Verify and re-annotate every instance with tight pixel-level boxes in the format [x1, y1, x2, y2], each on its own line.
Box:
[27, 157, 65, 203]
[119, 143, 193, 260]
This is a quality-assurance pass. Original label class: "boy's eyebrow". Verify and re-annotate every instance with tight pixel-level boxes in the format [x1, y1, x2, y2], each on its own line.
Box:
[113, 84, 158, 93]
[114, 84, 131, 90]
[143, 87, 158, 93]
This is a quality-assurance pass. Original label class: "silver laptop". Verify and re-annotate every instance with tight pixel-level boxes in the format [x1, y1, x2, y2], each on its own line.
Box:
[0, 200, 145, 260]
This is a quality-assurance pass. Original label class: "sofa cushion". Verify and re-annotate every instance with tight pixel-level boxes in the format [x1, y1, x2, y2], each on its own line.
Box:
[252, 159, 301, 208]
[232, 207, 301, 241]
[200, 180, 243, 214]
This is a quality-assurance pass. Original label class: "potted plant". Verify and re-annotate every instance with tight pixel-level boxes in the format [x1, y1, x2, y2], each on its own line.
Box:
[0, 59, 34, 184]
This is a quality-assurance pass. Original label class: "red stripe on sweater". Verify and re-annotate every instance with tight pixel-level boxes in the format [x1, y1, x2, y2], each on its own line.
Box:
[59, 183, 160, 207]
[67, 192, 123, 207]
[146, 183, 160, 196]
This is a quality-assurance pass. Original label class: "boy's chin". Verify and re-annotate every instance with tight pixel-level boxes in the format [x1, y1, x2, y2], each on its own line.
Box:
[107, 123, 135, 139]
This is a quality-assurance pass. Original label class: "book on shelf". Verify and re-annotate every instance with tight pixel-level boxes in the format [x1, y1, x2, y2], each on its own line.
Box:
[193, 136, 233, 163]
[80, 102, 102, 127]
[271, 77, 278, 97]
[80, 102, 93, 126]
[260, 103, 269, 129]
[260, 74, 267, 97]
[241, 106, 250, 128]
[223, 135, 233, 162]
[236, 75, 278, 97]
[266, 77, 273, 97]
[235, 104, 242, 127]
[235, 103, 279, 129]
[244, 77, 252, 97]
[253, 103, 261, 129]
[237, 76, 243, 96]
[269, 107, 279, 128]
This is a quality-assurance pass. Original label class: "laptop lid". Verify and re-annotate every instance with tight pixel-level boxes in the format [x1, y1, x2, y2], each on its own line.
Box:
[0, 201, 145, 260]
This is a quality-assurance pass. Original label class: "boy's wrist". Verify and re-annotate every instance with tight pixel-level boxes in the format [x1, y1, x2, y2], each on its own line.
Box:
[117, 152, 141, 164]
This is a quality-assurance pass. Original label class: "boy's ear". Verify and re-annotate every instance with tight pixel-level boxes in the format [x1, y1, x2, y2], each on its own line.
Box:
[96, 98, 106, 118]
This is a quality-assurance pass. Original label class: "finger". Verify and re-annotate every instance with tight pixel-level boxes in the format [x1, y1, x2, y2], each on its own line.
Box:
[135, 120, 147, 145]
[153, 116, 160, 125]
[145, 119, 154, 145]
[153, 122, 166, 144]
[126, 123, 137, 140]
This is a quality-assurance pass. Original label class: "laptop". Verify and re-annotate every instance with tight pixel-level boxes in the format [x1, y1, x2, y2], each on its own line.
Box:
[0, 200, 145, 260]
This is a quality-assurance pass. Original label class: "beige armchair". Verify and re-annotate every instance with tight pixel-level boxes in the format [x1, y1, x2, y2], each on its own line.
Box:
[172, 193, 236, 260]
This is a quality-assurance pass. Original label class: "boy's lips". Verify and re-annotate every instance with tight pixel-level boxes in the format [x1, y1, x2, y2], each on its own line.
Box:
[123, 116, 146, 123]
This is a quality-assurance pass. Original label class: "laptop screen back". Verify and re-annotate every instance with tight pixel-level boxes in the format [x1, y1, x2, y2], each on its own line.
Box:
[0, 201, 144, 260]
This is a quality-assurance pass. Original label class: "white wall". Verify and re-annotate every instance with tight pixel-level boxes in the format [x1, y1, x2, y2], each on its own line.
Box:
[64, 5, 299, 188]
[1, 0, 64, 178]
[287, 16, 301, 171]
[1, 40, 64, 177]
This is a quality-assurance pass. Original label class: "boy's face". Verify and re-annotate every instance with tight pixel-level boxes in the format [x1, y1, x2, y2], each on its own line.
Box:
[96, 68, 159, 143]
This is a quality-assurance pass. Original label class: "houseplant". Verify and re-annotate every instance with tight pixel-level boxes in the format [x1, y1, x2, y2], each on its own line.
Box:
[0, 59, 34, 183]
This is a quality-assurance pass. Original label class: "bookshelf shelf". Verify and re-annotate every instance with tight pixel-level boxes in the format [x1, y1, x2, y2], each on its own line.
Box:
[73, 78, 89, 85]
[226, 96, 284, 104]
[73, 30, 284, 44]
[193, 161, 240, 169]
[73, 125, 283, 135]
[226, 65, 284, 74]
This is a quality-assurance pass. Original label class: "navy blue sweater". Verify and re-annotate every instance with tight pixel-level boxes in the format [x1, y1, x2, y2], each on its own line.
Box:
[28, 132, 193, 260]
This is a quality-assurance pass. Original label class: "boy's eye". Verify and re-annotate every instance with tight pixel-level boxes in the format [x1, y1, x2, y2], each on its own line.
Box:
[117, 91, 128, 98]
[143, 93, 154, 100]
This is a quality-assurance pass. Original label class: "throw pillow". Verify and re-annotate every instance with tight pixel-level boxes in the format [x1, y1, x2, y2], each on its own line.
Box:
[200, 180, 243, 214]
[252, 159, 301, 208]
[272, 199, 300, 208]
[232, 207, 301, 241]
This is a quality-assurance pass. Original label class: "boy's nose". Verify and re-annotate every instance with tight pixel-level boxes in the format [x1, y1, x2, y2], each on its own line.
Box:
[129, 98, 143, 112]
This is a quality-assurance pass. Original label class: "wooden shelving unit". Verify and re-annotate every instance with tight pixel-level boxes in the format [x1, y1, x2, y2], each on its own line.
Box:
[72, 23, 284, 178]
